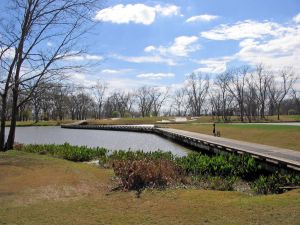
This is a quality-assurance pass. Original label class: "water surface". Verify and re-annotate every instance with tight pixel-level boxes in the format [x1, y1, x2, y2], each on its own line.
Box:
[9, 126, 191, 156]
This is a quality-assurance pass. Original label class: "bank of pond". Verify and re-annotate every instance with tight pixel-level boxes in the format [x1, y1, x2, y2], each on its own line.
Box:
[14, 143, 300, 195]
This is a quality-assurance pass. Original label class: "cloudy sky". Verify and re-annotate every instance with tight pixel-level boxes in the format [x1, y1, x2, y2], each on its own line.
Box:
[3, 0, 300, 90]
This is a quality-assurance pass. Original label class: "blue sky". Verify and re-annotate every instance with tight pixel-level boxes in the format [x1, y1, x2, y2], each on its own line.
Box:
[2, 0, 300, 90]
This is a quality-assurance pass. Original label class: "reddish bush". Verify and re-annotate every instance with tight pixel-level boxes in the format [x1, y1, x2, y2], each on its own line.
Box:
[112, 159, 184, 190]
[13, 142, 24, 151]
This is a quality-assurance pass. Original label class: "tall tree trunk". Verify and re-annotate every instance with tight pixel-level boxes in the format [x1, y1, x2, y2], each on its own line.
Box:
[34, 108, 39, 123]
[260, 102, 265, 119]
[6, 91, 18, 150]
[0, 95, 8, 151]
[240, 102, 244, 122]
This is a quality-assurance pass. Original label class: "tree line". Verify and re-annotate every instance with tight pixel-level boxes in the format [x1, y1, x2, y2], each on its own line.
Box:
[8, 64, 299, 124]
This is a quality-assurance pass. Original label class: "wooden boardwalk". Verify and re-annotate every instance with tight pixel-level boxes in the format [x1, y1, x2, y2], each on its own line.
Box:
[156, 128, 300, 171]
[61, 123, 300, 171]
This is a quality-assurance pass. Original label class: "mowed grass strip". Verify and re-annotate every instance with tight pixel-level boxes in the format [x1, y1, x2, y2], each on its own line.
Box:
[0, 151, 300, 225]
[165, 123, 300, 151]
[5, 115, 300, 127]
[87, 115, 300, 125]
[5, 120, 78, 127]
[87, 116, 174, 125]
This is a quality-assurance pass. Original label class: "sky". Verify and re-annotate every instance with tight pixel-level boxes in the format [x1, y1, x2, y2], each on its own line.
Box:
[2, 0, 300, 91]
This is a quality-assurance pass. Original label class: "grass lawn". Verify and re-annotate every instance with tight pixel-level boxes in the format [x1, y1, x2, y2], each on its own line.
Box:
[164, 123, 300, 151]
[7, 115, 300, 127]
[5, 120, 78, 127]
[0, 151, 299, 225]
[87, 117, 175, 125]
[87, 115, 300, 125]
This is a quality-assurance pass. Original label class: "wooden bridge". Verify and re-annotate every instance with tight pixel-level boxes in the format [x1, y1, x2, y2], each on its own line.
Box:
[155, 128, 300, 172]
[61, 124, 155, 133]
[61, 124, 300, 172]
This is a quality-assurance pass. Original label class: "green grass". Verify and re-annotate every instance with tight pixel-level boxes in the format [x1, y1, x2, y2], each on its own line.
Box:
[0, 151, 299, 225]
[163, 123, 300, 151]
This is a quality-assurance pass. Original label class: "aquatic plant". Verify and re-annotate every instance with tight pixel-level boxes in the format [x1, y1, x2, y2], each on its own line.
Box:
[19, 143, 107, 161]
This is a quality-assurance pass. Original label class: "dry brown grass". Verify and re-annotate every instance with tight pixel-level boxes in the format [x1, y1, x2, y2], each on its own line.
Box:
[10, 119, 77, 127]
[0, 151, 111, 206]
[0, 151, 299, 225]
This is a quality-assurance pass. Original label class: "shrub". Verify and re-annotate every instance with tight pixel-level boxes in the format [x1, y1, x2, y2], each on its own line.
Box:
[112, 159, 184, 190]
[175, 153, 259, 179]
[252, 173, 300, 194]
[207, 176, 236, 191]
[18, 143, 108, 162]
[227, 154, 261, 179]
[111, 111, 120, 118]
[109, 150, 174, 161]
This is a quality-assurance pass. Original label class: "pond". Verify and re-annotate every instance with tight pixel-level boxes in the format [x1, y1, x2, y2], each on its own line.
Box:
[8, 126, 192, 156]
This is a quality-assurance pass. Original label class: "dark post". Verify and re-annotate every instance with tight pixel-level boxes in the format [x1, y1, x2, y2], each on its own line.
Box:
[213, 123, 216, 136]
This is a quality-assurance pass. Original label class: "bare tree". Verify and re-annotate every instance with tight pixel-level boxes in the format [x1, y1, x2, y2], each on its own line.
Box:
[119, 91, 135, 117]
[172, 88, 188, 116]
[52, 84, 71, 121]
[30, 82, 52, 122]
[226, 67, 248, 122]
[0, 0, 99, 150]
[92, 80, 107, 119]
[209, 90, 221, 120]
[136, 86, 153, 117]
[245, 75, 258, 122]
[186, 73, 209, 116]
[215, 72, 233, 121]
[268, 68, 297, 120]
[150, 87, 169, 117]
[252, 64, 272, 119]
[292, 89, 300, 114]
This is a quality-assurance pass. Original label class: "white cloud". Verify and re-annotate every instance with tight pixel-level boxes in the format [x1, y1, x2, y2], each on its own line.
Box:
[137, 72, 175, 80]
[94, 4, 180, 25]
[0, 47, 15, 59]
[155, 5, 180, 16]
[293, 13, 300, 23]
[186, 14, 219, 23]
[194, 56, 233, 73]
[145, 35, 200, 57]
[64, 54, 103, 61]
[198, 13, 300, 74]
[113, 36, 199, 66]
[107, 78, 159, 91]
[68, 73, 97, 87]
[201, 20, 286, 40]
[235, 25, 300, 71]
[101, 69, 118, 74]
[101, 68, 132, 74]
[113, 54, 176, 66]
[144, 45, 156, 53]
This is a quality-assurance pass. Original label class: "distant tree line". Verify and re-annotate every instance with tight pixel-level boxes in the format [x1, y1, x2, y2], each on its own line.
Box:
[3, 64, 298, 124]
